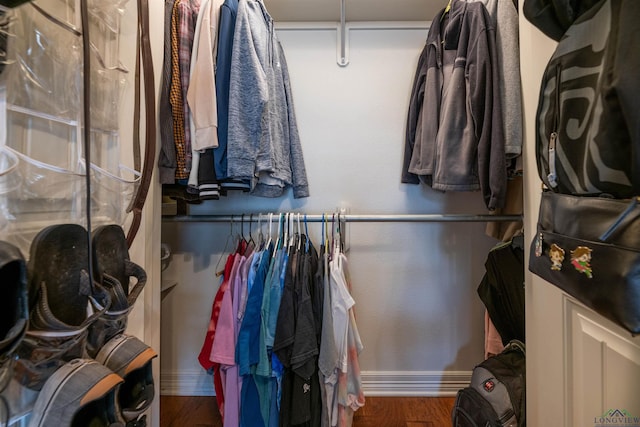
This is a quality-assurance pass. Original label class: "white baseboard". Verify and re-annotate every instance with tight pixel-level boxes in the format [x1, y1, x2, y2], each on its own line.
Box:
[160, 370, 471, 397]
[161, 369, 215, 396]
[360, 371, 472, 396]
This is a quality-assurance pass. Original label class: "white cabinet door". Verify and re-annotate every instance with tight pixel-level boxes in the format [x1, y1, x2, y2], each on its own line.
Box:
[566, 300, 640, 426]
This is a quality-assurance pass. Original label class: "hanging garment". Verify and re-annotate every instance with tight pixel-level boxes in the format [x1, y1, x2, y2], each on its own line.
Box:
[291, 238, 320, 373]
[195, 149, 221, 200]
[237, 249, 256, 330]
[323, 239, 357, 427]
[205, 0, 252, 193]
[185, 0, 205, 195]
[216, 0, 253, 196]
[212, 0, 238, 181]
[211, 253, 244, 427]
[329, 255, 354, 427]
[187, 0, 223, 153]
[169, 0, 201, 181]
[226, 0, 309, 198]
[336, 256, 365, 427]
[197, 253, 234, 417]
[484, 310, 505, 358]
[313, 245, 329, 427]
[158, 0, 178, 184]
[273, 238, 302, 427]
[199, 233, 258, 419]
[403, 0, 506, 210]
[255, 244, 288, 427]
[318, 246, 337, 427]
[310, 239, 328, 427]
[477, 237, 525, 345]
[169, 1, 189, 181]
[335, 309, 365, 427]
[179, 0, 200, 176]
[186, 0, 225, 198]
[466, 0, 522, 158]
[289, 237, 321, 426]
[237, 246, 271, 427]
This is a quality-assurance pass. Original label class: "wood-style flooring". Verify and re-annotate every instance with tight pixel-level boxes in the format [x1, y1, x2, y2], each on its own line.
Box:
[160, 395, 456, 427]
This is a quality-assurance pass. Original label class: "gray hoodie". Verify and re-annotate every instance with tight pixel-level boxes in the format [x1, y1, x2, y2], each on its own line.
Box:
[226, 0, 309, 198]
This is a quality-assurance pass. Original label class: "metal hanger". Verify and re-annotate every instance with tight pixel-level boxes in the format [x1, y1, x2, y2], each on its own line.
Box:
[215, 215, 234, 276]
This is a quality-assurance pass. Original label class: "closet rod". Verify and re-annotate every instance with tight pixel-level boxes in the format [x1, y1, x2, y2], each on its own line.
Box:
[162, 213, 522, 223]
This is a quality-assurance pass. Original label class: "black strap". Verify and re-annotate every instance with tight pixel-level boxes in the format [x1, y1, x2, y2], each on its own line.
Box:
[126, 0, 156, 247]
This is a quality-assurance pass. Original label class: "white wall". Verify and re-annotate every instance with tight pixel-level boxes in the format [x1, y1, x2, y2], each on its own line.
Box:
[160, 24, 501, 396]
[518, 10, 563, 425]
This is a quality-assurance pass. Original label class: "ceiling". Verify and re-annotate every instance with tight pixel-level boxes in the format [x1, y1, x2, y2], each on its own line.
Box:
[263, 0, 446, 22]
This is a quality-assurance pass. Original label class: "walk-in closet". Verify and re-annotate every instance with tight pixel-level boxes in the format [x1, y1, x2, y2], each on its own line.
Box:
[1, 0, 639, 426]
[157, 1, 524, 426]
[158, 0, 640, 426]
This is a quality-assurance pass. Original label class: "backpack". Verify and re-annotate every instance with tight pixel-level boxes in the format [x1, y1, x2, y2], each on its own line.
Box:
[526, 0, 640, 335]
[533, 0, 640, 198]
[451, 340, 526, 427]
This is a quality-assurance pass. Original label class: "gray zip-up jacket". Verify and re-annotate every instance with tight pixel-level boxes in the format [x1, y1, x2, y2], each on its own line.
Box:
[406, 1, 506, 210]
[226, 0, 309, 198]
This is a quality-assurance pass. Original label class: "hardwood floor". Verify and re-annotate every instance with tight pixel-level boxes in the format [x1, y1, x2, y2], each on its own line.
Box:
[160, 395, 456, 427]
[160, 395, 221, 427]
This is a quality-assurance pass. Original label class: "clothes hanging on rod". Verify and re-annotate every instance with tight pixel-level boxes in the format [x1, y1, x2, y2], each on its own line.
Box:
[321, 224, 365, 426]
[159, 0, 310, 202]
[197, 213, 364, 427]
[402, 0, 520, 212]
[188, 0, 252, 200]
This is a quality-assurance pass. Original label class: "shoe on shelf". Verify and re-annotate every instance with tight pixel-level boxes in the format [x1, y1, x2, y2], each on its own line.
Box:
[0, 241, 28, 392]
[27, 358, 125, 427]
[87, 225, 147, 358]
[0, 241, 28, 425]
[14, 224, 111, 391]
[94, 334, 157, 425]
